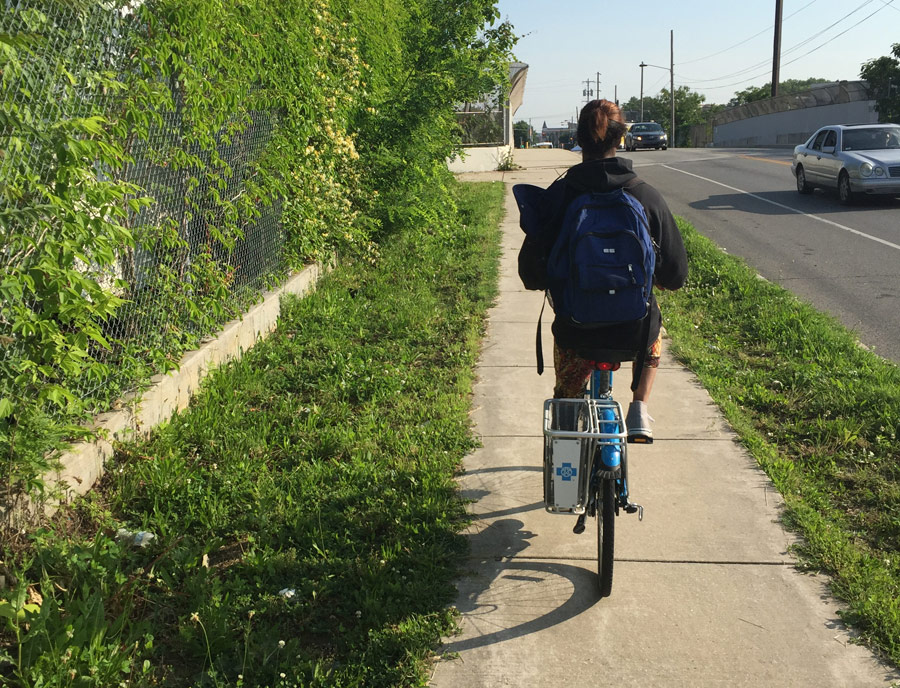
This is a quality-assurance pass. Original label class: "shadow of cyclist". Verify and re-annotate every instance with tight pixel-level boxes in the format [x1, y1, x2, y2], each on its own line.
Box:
[441, 517, 600, 655]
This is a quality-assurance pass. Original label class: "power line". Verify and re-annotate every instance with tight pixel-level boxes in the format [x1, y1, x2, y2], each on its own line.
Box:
[780, 1, 895, 66]
[778, 0, 878, 57]
[676, 0, 891, 95]
[676, 0, 888, 87]
[517, 111, 575, 122]
[525, 79, 580, 90]
[677, 0, 876, 84]
[676, 0, 819, 67]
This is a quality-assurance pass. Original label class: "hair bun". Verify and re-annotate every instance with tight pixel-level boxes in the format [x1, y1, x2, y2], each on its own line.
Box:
[577, 99, 625, 157]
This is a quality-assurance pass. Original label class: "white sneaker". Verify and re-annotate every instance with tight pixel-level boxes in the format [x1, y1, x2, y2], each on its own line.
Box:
[625, 401, 654, 444]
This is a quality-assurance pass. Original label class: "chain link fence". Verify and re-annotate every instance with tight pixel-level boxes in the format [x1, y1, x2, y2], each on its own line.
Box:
[455, 93, 508, 146]
[1, 1, 289, 418]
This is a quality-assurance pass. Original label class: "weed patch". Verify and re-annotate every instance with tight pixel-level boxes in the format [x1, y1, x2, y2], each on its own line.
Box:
[0, 181, 505, 687]
[658, 218, 900, 663]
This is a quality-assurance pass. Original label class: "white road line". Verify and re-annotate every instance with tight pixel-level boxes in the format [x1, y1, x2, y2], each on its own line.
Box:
[661, 164, 900, 252]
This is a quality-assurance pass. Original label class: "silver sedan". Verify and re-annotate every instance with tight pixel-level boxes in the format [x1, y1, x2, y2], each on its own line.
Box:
[792, 123, 900, 204]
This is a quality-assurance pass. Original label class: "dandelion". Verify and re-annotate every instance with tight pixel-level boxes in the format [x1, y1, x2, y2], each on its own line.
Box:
[355, 610, 362, 618]
[278, 640, 286, 648]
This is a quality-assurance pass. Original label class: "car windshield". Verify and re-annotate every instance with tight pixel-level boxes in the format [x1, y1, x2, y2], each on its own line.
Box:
[632, 123, 663, 133]
[841, 127, 900, 151]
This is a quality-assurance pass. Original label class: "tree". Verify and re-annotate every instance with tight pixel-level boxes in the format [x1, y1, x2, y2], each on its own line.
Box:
[513, 119, 535, 147]
[727, 77, 830, 107]
[860, 43, 900, 123]
[641, 86, 706, 146]
[620, 95, 660, 123]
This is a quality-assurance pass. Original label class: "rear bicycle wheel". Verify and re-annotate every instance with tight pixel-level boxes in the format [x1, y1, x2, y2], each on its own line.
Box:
[596, 477, 616, 597]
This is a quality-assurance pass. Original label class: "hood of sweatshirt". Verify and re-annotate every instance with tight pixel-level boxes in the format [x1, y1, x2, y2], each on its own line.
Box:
[564, 157, 638, 193]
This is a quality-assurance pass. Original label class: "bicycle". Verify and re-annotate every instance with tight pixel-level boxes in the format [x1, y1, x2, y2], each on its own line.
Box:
[542, 361, 644, 597]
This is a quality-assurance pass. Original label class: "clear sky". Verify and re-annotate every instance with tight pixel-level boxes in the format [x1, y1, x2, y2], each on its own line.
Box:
[496, 0, 900, 126]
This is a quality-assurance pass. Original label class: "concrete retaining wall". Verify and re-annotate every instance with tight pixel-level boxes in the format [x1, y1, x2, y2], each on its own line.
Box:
[46, 261, 329, 514]
[447, 145, 511, 173]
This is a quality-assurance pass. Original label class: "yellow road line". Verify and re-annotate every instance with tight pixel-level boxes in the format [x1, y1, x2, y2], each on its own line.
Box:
[739, 154, 792, 167]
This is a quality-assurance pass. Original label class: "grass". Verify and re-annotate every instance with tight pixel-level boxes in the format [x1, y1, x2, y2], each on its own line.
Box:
[0, 180, 506, 687]
[4, 182, 900, 682]
[657, 217, 900, 663]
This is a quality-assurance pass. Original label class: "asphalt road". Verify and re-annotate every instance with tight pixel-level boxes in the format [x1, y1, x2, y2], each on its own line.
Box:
[627, 147, 900, 363]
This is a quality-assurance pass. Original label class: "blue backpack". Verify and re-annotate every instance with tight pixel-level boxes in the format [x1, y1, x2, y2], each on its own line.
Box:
[546, 188, 656, 328]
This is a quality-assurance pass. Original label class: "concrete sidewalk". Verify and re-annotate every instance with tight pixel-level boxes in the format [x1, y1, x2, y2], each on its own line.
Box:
[429, 150, 900, 687]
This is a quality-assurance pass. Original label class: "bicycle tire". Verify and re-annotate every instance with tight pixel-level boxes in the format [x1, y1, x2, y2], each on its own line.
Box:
[596, 477, 616, 597]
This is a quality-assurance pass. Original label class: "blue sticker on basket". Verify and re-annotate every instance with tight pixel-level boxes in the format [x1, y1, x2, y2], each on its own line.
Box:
[556, 462, 577, 481]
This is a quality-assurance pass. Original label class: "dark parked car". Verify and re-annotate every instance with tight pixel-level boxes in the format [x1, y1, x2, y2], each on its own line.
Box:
[792, 123, 900, 204]
[625, 122, 667, 151]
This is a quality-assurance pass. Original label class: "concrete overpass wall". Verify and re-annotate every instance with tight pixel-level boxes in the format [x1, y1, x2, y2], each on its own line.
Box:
[714, 100, 877, 147]
[709, 80, 877, 148]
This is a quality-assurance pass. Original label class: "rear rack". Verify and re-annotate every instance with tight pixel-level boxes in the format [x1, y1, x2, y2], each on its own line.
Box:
[541, 398, 626, 513]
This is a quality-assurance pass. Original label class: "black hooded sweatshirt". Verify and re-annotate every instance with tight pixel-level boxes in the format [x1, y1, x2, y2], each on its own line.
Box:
[535, 156, 688, 354]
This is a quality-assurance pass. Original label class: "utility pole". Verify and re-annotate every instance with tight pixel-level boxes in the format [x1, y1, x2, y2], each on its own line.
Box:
[596, 72, 601, 99]
[582, 78, 594, 104]
[670, 30, 675, 148]
[772, 0, 783, 97]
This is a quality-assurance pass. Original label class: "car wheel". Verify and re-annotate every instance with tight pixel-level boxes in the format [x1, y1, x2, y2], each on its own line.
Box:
[662, 145, 667, 150]
[795, 165, 812, 194]
[838, 171, 854, 205]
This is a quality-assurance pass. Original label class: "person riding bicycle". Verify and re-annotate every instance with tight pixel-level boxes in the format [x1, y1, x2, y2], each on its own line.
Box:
[519, 99, 688, 442]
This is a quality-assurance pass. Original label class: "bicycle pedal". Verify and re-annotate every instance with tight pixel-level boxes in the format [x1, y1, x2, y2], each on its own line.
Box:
[624, 503, 644, 521]
[573, 514, 586, 534]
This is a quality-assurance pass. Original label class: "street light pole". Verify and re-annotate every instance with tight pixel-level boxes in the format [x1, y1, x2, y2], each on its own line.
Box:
[670, 30, 675, 148]
[639, 61, 647, 121]
[639, 41, 675, 148]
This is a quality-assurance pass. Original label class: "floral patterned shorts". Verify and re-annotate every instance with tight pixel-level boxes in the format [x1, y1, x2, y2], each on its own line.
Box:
[553, 335, 662, 398]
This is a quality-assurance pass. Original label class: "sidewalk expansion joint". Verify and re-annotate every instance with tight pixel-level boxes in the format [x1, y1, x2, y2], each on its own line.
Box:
[479, 434, 542, 438]
[470, 555, 792, 566]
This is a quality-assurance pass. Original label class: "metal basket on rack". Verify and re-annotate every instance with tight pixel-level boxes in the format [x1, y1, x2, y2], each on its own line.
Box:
[542, 398, 627, 513]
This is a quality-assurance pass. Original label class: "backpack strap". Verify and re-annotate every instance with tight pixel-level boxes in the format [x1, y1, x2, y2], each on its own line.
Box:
[630, 311, 652, 393]
[535, 291, 547, 375]
[532, 175, 570, 377]
[623, 176, 653, 392]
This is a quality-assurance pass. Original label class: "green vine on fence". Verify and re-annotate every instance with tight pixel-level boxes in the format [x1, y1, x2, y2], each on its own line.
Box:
[0, 0, 514, 517]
